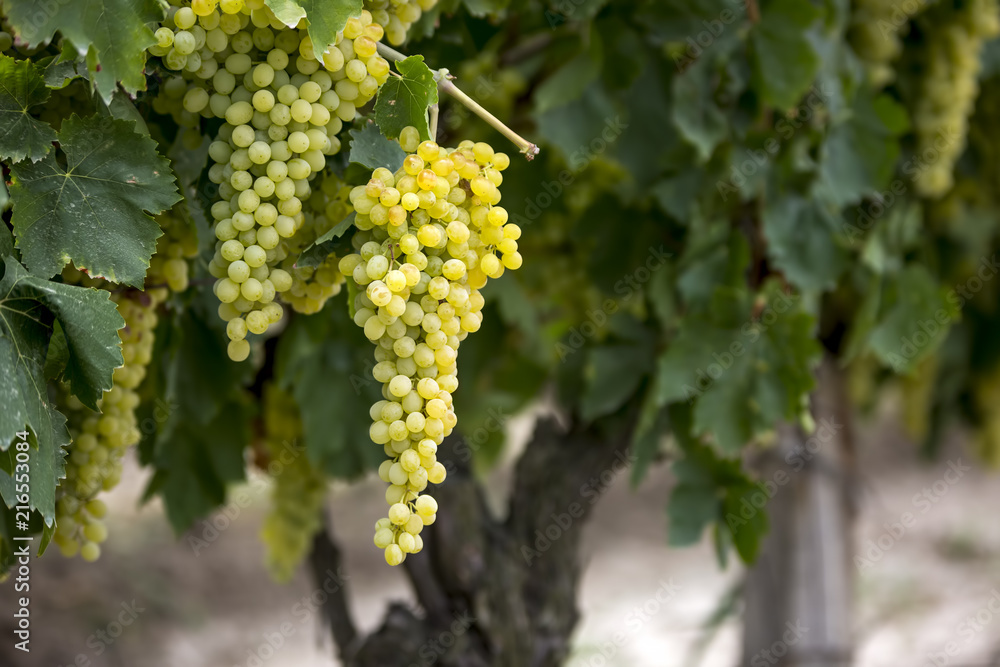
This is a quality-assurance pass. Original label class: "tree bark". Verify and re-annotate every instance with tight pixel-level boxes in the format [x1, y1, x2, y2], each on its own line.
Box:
[742, 356, 856, 667]
[311, 415, 632, 667]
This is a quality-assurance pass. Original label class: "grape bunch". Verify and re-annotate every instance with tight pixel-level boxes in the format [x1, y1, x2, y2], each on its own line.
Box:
[52, 284, 166, 561]
[338, 126, 520, 565]
[259, 385, 329, 581]
[148, 212, 201, 294]
[52, 213, 198, 561]
[847, 0, 925, 88]
[271, 170, 351, 314]
[144, 0, 395, 360]
[363, 0, 438, 46]
[912, 0, 1000, 198]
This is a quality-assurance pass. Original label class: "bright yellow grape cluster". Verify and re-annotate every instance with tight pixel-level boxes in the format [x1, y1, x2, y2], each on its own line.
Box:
[338, 125, 520, 565]
[259, 384, 329, 581]
[363, 0, 437, 45]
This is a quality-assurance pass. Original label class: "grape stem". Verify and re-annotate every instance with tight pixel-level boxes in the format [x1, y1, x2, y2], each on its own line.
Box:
[376, 42, 540, 159]
[429, 102, 440, 141]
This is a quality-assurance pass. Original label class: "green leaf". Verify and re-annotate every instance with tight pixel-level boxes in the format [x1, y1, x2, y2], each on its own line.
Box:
[374, 55, 439, 141]
[814, 92, 903, 208]
[348, 122, 406, 171]
[0, 222, 12, 257]
[265, 0, 362, 58]
[656, 282, 819, 452]
[141, 301, 251, 532]
[671, 56, 727, 162]
[9, 114, 181, 286]
[534, 46, 601, 115]
[275, 296, 384, 477]
[3, 0, 163, 101]
[762, 196, 848, 292]
[0, 257, 124, 523]
[749, 0, 822, 110]
[629, 384, 670, 487]
[580, 342, 652, 421]
[296, 211, 355, 269]
[865, 265, 955, 373]
[0, 55, 57, 163]
[722, 482, 769, 562]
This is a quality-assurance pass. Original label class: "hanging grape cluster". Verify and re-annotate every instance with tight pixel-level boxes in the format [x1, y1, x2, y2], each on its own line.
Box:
[338, 125, 520, 565]
[53, 214, 198, 561]
[912, 0, 1000, 197]
[145, 0, 398, 360]
[259, 384, 329, 581]
[848, 0, 925, 88]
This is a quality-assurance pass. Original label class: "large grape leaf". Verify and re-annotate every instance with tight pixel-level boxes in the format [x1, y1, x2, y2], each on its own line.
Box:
[860, 265, 957, 374]
[813, 93, 906, 208]
[266, 0, 362, 58]
[671, 55, 728, 163]
[762, 196, 848, 292]
[8, 114, 180, 287]
[2, 0, 163, 101]
[374, 55, 439, 141]
[0, 256, 124, 523]
[656, 283, 820, 452]
[0, 55, 57, 163]
[748, 0, 822, 110]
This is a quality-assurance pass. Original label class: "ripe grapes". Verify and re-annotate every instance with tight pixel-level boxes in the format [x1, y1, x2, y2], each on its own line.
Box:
[259, 385, 329, 581]
[340, 126, 520, 565]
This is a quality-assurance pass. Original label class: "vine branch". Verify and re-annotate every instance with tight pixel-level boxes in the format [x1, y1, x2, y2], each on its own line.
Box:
[376, 42, 540, 159]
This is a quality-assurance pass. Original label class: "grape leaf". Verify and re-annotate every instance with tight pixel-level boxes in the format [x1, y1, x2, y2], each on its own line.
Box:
[140, 301, 252, 532]
[0, 55, 57, 163]
[0, 256, 125, 524]
[8, 114, 181, 287]
[762, 196, 848, 292]
[813, 92, 904, 208]
[656, 283, 819, 452]
[671, 52, 727, 162]
[374, 55, 439, 141]
[863, 265, 956, 373]
[348, 122, 406, 171]
[748, 0, 821, 110]
[296, 211, 355, 269]
[3, 0, 163, 101]
[275, 295, 384, 477]
[266, 0, 362, 58]
[534, 46, 601, 116]
[580, 341, 654, 422]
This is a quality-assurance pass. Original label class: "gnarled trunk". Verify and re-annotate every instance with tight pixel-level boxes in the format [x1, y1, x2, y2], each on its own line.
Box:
[310, 416, 632, 667]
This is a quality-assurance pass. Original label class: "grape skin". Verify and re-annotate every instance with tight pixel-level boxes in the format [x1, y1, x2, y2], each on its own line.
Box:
[342, 128, 520, 565]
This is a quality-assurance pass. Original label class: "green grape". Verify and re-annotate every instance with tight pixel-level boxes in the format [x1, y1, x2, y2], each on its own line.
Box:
[910, 0, 1000, 198]
[259, 385, 329, 582]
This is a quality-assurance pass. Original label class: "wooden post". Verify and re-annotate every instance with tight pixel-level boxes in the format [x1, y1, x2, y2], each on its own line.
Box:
[742, 357, 855, 667]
